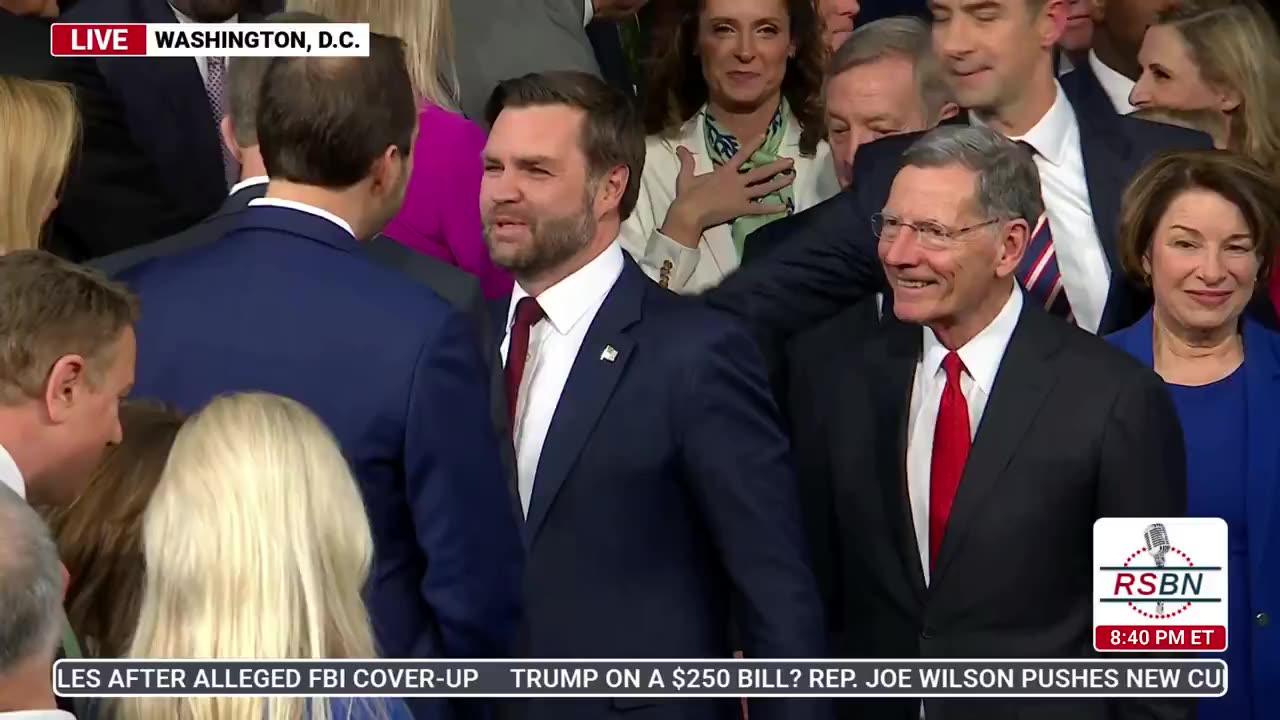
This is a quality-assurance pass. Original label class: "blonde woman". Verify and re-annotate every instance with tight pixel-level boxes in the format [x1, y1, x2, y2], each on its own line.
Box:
[117, 393, 410, 720]
[0, 76, 79, 254]
[285, 0, 513, 299]
[1130, 0, 1280, 174]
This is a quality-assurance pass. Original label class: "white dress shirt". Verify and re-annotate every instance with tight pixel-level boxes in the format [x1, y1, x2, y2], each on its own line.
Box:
[973, 83, 1112, 333]
[906, 286, 1022, 585]
[501, 242, 625, 514]
[0, 711, 78, 719]
[584, 0, 594, 25]
[1088, 49, 1137, 115]
[247, 197, 357, 238]
[0, 441, 24, 499]
[170, 3, 238, 87]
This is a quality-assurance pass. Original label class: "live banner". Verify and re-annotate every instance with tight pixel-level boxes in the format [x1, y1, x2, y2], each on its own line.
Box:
[56, 659, 1226, 698]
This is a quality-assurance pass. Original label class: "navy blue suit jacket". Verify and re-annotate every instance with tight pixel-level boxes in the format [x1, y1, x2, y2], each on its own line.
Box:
[1108, 313, 1280, 719]
[500, 257, 826, 720]
[715, 77, 1214, 345]
[116, 207, 523, 672]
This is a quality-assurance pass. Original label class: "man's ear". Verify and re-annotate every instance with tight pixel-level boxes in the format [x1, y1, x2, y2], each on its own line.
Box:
[997, 218, 1031, 277]
[594, 164, 630, 219]
[1043, 0, 1069, 48]
[936, 102, 961, 124]
[220, 116, 244, 164]
[44, 354, 87, 424]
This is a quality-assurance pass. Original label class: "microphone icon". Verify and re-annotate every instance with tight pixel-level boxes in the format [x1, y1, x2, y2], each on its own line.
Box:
[1144, 523, 1171, 614]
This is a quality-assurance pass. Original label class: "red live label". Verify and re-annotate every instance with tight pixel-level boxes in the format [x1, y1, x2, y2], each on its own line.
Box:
[50, 24, 147, 56]
[1096, 625, 1227, 651]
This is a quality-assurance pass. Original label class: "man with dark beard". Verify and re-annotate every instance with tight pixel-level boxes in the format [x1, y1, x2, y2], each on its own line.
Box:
[481, 71, 825, 720]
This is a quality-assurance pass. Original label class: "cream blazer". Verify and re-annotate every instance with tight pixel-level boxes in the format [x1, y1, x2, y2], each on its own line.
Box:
[619, 107, 840, 294]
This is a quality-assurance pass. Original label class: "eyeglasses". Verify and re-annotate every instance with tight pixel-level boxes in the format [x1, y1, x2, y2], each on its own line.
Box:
[871, 213, 1000, 250]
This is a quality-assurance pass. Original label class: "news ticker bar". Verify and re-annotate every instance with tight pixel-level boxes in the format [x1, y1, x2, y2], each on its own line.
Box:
[55, 659, 1227, 698]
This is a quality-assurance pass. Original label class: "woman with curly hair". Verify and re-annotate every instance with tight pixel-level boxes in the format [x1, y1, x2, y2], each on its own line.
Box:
[621, 0, 838, 293]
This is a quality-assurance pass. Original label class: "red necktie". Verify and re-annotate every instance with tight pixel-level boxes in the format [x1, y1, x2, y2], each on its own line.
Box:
[929, 351, 971, 571]
[504, 297, 545, 430]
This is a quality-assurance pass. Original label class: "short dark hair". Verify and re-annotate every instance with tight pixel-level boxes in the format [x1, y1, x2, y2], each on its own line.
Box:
[225, 10, 331, 147]
[486, 71, 646, 221]
[257, 33, 416, 188]
[1119, 149, 1280, 285]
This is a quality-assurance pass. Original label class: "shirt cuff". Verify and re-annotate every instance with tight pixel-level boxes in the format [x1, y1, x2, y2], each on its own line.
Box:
[584, 0, 594, 26]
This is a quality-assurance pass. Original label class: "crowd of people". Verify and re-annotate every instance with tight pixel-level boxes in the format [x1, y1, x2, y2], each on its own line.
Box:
[2, 1, 1280, 720]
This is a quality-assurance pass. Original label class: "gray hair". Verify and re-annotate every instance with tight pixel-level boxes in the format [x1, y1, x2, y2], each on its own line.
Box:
[0, 486, 64, 674]
[826, 17, 954, 122]
[901, 125, 1045, 224]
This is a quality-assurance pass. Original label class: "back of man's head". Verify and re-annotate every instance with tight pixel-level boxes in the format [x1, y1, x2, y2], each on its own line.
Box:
[225, 10, 331, 149]
[0, 486, 64, 706]
[257, 33, 416, 188]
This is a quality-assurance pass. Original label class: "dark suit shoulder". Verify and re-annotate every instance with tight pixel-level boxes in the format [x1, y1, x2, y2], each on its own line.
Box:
[1113, 114, 1215, 154]
[1027, 307, 1166, 396]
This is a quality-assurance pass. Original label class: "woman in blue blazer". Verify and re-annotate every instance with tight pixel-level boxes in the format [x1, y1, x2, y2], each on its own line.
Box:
[1107, 150, 1280, 720]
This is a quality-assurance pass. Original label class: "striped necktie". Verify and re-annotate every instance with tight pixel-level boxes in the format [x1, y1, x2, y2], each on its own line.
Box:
[1014, 143, 1074, 322]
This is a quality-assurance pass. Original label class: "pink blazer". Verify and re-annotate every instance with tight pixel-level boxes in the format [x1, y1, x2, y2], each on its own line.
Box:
[384, 104, 513, 299]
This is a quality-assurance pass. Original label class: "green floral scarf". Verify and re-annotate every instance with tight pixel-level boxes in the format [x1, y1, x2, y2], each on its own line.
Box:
[703, 100, 796, 258]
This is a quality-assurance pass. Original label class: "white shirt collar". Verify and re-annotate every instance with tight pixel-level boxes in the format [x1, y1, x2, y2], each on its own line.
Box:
[229, 176, 268, 196]
[247, 197, 357, 239]
[1088, 49, 1137, 115]
[0, 712, 79, 719]
[970, 83, 1076, 167]
[920, 285, 1023, 398]
[0, 441, 25, 499]
[507, 242, 625, 338]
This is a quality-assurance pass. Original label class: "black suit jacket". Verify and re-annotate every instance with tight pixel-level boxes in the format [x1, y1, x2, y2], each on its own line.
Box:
[59, 0, 272, 259]
[788, 298, 1190, 720]
[712, 82, 1214, 349]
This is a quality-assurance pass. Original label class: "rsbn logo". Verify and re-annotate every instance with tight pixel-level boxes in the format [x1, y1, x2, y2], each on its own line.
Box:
[1093, 518, 1228, 652]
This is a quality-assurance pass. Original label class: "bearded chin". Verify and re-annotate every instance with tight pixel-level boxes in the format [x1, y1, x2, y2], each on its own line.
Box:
[491, 208, 597, 277]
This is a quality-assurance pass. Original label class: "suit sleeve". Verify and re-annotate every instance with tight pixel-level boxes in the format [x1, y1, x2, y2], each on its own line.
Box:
[703, 173, 887, 343]
[1098, 369, 1193, 720]
[680, 317, 828, 720]
[404, 308, 524, 660]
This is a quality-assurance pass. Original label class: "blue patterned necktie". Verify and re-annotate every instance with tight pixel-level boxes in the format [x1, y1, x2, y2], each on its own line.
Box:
[1014, 143, 1074, 322]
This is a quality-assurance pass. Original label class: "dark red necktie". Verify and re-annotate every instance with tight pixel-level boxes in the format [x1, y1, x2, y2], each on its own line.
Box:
[504, 297, 545, 429]
[929, 351, 971, 571]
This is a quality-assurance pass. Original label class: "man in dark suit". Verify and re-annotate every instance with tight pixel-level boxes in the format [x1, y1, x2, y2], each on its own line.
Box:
[789, 125, 1189, 720]
[114, 38, 522, 720]
[482, 71, 824, 720]
[93, 31, 515, 481]
[708, 0, 1212, 350]
[57, 0, 275, 258]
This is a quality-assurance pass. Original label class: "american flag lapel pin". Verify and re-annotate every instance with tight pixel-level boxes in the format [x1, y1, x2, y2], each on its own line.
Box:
[600, 345, 618, 363]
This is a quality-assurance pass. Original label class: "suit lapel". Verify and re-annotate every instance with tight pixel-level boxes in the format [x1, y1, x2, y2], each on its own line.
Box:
[872, 319, 929, 601]
[930, 303, 1064, 587]
[523, 258, 645, 545]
